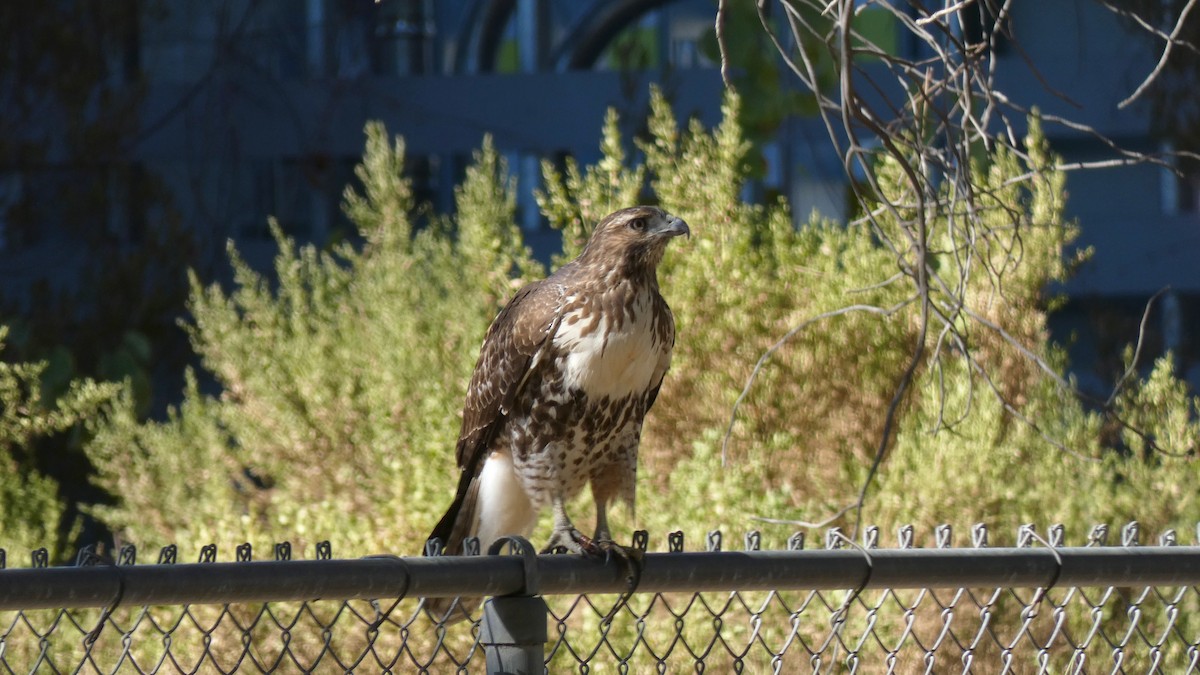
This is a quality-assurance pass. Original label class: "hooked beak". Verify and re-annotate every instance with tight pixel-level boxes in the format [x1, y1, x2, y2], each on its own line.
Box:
[659, 216, 691, 240]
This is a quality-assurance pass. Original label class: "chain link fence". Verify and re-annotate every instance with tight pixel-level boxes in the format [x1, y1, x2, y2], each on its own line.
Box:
[2, 523, 1199, 673]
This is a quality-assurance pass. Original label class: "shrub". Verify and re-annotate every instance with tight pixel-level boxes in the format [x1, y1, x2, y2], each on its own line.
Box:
[87, 129, 541, 556]
[82, 90, 1199, 564]
[0, 326, 119, 557]
[49, 82, 1200, 674]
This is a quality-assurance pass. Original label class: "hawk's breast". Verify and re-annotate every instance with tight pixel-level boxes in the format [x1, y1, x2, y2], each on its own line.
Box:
[552, 288, 666, 400]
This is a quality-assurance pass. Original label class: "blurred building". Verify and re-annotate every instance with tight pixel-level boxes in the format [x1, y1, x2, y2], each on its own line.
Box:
[1, 0, 1196, 390]
[128, 0, 739, 266]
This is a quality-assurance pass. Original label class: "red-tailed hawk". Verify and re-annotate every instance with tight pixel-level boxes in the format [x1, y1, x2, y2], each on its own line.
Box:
[426, 205, 688, 618]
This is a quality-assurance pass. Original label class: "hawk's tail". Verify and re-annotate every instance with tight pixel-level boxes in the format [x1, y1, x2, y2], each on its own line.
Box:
[424, 453, 537, 625]
[428, 468, 481, 557]
[424, 470, 482, 625]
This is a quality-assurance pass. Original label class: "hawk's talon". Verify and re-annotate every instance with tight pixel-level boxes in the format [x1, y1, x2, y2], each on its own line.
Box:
[540, 527, 600, 556]
[591, 538, 622, 565]
[595, 541, 641, 581]
[595, 541, 645, 625]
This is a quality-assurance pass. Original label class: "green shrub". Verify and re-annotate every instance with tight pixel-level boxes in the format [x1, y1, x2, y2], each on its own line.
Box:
[56, 82, 1200, 674]
[81, 89, 1200, 563]
[0, 326, 119, 557]
[86, 128, 541, 556]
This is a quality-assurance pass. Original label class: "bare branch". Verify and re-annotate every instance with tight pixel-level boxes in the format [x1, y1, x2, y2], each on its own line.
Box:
[720, 300, 915, 466]
[728, 0, 1198, 529]
[1119, 0, 1200, 108]
[1097, 0, 1200, 54]
[751, 501, 860, 529]
[1105, 287, 1170, 408]
[716, 0, 733, 88]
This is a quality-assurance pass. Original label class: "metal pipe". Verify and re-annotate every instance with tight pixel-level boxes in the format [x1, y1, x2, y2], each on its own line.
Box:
[2, 547, 1198, 611]
[536, 547, 1200, 594]
[480, 596, 548, 675]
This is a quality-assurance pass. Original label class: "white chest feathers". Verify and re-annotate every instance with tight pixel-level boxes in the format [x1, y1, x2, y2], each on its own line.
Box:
[553, 290, 666, 400]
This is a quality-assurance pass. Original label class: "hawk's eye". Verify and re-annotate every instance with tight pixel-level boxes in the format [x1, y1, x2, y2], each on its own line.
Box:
[628, 218, 647, 232]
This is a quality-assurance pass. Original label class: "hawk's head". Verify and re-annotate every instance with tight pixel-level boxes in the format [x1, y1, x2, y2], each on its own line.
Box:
[579, 206, 690, 273]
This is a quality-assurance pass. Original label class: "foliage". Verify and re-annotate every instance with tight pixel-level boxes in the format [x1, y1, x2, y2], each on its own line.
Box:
[0, 80, 1154, 673]
[76, 88, 1200, 568]
[0, 327, 120, 557]
[85, 127, 540, 555]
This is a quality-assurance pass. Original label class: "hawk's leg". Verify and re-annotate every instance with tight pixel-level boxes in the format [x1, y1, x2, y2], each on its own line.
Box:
[591, 497, 644, 624]
[593, 500, 613, 545]
[541, 496, 601, 555]
[591, 498, 633, 561]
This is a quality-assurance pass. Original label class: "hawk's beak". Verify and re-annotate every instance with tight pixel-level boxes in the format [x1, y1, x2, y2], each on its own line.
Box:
[660, 216, 690, 240]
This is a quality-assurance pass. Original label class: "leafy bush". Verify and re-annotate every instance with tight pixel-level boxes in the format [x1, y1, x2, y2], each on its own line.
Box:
[80, 89, 1200, 567]
[0, 80, 1158, 673]
[0, 326, 119, 557]
[86, 128, 541, 555]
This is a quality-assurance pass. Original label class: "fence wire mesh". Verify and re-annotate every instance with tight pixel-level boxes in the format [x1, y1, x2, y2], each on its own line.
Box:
[2, 523, 1199, 673]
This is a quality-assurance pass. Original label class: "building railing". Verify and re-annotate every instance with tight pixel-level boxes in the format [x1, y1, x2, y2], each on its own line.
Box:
[1, 523, 1198, 672]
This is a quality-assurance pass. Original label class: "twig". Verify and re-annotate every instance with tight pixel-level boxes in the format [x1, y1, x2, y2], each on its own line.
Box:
[1105, 287, 1170, 408]
[1119, 0, 1200, 108]
[716, 0, 733, 88]
[732, 0, 1200, 528]
[721, 300, 914, 466]
[751, 501, 859, 529]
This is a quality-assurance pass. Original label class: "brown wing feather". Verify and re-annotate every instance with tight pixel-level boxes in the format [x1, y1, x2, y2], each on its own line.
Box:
[428, 276, 565, 548]
[643, 295, 676, 413]
[455, 278, 564, 469]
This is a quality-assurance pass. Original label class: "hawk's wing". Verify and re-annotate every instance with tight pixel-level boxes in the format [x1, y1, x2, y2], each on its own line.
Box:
[642, 295, 676, 414]
[455, 277, 565, 472]
[428, 276, 566, 550]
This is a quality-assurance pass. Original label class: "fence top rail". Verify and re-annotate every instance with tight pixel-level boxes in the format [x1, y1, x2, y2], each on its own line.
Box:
[2, 545, 1199, 611]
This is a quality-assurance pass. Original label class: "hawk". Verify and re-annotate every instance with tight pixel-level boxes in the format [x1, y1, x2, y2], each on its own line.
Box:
[426, 205, 688, 618]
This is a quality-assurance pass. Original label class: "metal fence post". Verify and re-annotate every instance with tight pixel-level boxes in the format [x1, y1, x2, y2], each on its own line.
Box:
[481, 536, 547, 675]
[481, 595, 548, 675]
